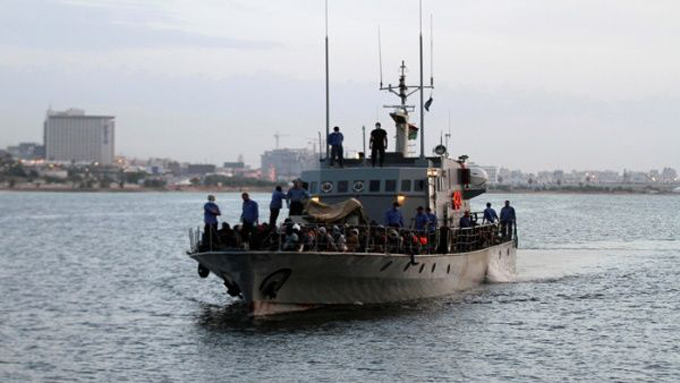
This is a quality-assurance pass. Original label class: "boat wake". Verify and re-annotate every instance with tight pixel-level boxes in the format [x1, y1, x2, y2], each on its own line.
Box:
[513, 249, 608, 283]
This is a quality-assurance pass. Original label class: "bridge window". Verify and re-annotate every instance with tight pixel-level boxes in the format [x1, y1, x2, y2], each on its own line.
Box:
[401, 179, 412, 192]
[369, 180, 381, 192]
[385, 179, 397, 192]
[310, 181, 318, 194]
[338, 180, 348, 193]
[414, 179, 425, 192]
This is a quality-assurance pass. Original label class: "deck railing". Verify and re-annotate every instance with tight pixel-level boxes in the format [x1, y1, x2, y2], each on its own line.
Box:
[189, 217, 517, 256]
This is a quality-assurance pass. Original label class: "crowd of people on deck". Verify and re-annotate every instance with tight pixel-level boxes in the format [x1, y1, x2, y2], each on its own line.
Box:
[199, 184, 517, 253]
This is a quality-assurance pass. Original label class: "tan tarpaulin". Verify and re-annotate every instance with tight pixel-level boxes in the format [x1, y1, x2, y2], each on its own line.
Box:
[304, 198, 367, 224]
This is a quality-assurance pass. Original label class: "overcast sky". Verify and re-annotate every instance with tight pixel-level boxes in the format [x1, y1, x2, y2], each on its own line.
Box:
[1, 0, 678, 172]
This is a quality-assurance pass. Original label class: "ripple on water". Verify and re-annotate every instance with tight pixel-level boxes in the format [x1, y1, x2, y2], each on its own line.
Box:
[1, 192, 679, 382]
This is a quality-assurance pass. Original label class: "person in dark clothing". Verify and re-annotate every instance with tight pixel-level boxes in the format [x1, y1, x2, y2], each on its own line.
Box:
[217, 222, 235, 247]
[203, 195, 221, 249]
[240, 192, 259, 248]
[370, 122, 388, 167]
[458, 211, 473, 251]
[483, 202, 498, 224]
[459, 211, 473, 228]
[328, 126, 344, 168]
[385, 202, 404, 228]
[286, 180, 309, 216]
[269, 185, 285, 227]
[500, 200, 516, 239]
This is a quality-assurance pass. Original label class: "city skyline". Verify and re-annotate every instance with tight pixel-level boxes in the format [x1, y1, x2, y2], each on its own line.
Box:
[1, 0, 679, 173]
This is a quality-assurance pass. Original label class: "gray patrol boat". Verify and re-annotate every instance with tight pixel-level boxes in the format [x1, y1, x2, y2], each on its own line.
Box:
[188, 14, 517, 316]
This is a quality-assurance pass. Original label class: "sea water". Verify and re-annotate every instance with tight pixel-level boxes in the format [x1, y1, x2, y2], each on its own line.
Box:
[1, 192, 678, 382]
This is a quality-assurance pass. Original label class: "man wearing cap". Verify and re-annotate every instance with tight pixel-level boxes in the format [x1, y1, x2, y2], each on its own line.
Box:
[328, 126, 344, 168]
[370, 122, 388, 167]
[204, 195, 221, 249]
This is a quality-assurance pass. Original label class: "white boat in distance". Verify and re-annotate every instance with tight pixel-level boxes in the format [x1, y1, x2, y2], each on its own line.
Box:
[187, 5, 517, 316]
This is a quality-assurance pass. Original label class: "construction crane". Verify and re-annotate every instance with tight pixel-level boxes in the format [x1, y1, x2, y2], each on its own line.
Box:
[274, 131, 290, 149]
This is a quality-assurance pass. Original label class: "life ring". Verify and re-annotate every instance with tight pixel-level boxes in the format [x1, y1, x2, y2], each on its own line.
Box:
[352, 180, 365, 193]
[451, 191, 462, 210]
[321, 181, 333, 193]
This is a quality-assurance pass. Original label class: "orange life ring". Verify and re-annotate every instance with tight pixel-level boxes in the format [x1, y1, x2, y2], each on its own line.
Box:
[452, 191, 462, 210]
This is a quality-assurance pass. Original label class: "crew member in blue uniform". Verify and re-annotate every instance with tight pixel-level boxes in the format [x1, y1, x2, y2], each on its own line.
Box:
[204, 195, 221, 249]
[459, 211, 473, 228]
[269, 185, 285, 227]
[328, 126, 344, 168]
[500, 200, 516, 239]
[483, 202, 498, 224]
[414, 206, 429, 231]
[240, 192, 259, 246]
[385, 202, 404, 228]
[286, 180, 309, 216]
[425, 207, 437, 233]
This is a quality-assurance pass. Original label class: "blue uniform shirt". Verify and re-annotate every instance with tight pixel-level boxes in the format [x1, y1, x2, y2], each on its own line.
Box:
[385, 208, 404, 227]
[483, 207, 498, 223]
[500, 206, 516, 223]
[270, 190, 286, 209]
[328, 132, 344, 146]
[287, 187, 309, 202]
[415, 212, 429, 231]
[241, 199, 259, 224]
[459, 215, 472, 228]
[204, 202, 220, 224]
[427, 212, 437, 232]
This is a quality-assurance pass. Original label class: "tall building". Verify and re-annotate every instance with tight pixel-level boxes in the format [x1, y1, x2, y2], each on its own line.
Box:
[261, 148, 318, 182]
[44, 108, 115, 165]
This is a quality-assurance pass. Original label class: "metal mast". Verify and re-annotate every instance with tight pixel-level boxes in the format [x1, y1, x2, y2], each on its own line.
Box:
[324, 0, 330, 160]
[418, 0, 425, 159]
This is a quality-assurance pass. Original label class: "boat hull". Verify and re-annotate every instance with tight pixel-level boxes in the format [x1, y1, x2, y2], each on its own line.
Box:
[191, 241, 516, 316]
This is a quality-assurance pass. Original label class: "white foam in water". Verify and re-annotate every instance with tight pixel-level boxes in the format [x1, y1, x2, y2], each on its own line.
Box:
[514, 248, 610, 282]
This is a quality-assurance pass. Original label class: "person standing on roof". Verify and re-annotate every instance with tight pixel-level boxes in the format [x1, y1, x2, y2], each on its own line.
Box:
[370, 122, 388, 167]
[328, 126, 344, 168]
[204, 195, 221, 248]
[286, 180, 309, 216]
[240, 192, 259, 247]
[269, 185, 285, 227]
[385, 202, 404, 228]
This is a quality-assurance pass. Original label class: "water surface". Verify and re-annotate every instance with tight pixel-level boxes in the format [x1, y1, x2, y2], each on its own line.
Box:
[1, 192, 678, 382]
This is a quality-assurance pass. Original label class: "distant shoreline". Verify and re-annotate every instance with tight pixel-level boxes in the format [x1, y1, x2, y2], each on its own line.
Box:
[2, 185, 678, 195]
[0, 185, 276, 193]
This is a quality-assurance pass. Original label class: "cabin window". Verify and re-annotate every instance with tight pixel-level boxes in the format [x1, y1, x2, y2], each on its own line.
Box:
[321, 181, 333, 193]
[401, 179, 412, 192]
[352, 180, 365, 193]
[369, 180, 381, 192]
[338, 180, 349, 193]
[385, 179, 397, 192]
[414, 179, 425, 192]
[310, 181, 318, 194]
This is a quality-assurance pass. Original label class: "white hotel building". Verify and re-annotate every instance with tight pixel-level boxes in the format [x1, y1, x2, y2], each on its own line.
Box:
[44, 108, 115, 165]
